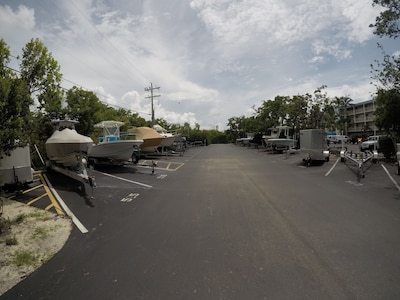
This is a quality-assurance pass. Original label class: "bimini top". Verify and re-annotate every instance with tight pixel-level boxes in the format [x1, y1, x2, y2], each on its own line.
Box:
[94, 120, 125, 128]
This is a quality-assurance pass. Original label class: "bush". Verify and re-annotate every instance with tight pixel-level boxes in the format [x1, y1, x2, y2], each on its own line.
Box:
[379, 136, 396, 160]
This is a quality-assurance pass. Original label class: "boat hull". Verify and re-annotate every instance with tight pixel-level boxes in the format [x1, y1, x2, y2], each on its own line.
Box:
[159, 135, 176, 147]
[89, 140, 143, 162]
[264, 138, 297, 152]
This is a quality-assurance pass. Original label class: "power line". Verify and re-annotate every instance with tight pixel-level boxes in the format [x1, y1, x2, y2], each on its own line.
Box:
[68, 0, 149, 85]
[5, 59, 151, 116]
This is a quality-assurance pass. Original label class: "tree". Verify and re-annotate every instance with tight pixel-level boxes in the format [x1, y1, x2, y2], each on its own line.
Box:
[65, 87, 106, 136]
[370, 0, 400, 139]
[255, 96, 289, 133]
[370, 0, 400, 39]
[333, 96, 353, 134]
[20, 38, 63, 117]
[374, 88, 400, 136]
[226, 116, 246, 139]
[285, 95, 308, 130]
[0, 39, 33, 153]
[371, 44, 400, 91]
[0, 39, 14, 78]
[0, 77, 33, 153]
[305, 87, 330, 129]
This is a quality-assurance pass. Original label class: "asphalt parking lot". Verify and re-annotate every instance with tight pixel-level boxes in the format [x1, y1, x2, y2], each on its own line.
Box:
[4, 143, 400, 300]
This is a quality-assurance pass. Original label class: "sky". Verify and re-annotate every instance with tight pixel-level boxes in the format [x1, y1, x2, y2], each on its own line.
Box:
[0, 0, 398, 130]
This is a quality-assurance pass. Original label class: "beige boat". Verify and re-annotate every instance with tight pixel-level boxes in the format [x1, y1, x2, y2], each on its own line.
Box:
[127, 127, 164, 153]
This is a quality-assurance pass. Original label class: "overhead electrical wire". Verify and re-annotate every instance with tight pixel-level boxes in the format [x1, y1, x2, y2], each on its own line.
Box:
[67, 0, 149, 85]
[4, 61, 151, 116]
[5, 1, 157, 117]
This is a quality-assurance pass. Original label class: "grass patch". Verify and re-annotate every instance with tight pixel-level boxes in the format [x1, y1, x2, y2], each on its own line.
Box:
[11, 250, 39, 267]
[12, 214, 27, 225]
[28, 210, 51, 221]
[31, 227, 49, 240]
[5, 235, 18, 246]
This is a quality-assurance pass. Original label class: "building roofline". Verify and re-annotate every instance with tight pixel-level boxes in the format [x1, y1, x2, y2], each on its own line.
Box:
[349, 99, 375, 106]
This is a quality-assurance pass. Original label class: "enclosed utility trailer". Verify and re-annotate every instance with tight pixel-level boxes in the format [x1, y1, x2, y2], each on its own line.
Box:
[0, 145, 33, 188]
[300, 129, 330, 166]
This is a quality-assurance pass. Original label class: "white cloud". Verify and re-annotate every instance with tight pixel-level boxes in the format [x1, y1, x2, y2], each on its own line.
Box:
[0, 5, 36, 53]
[311, 40, 352, 61]
[0, 0, 396, 131]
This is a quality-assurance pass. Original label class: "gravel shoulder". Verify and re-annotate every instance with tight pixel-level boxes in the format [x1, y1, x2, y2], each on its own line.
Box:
[0, 198, 72, 295]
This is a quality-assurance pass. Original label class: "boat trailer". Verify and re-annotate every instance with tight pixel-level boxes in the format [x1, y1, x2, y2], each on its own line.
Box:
[340, 149, 378, 180]
[47, 152, 96, 200]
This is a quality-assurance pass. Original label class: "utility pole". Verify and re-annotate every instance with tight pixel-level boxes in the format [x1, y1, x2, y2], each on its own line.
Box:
[144, 82, 160, 126]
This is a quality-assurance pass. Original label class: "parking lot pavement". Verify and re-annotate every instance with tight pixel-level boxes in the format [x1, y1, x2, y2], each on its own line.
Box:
[244, 142, 400, 190]
[3, 143, 400, 300]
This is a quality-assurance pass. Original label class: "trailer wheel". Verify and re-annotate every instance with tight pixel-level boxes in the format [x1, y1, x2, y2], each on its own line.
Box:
[306, 158, 311, 167]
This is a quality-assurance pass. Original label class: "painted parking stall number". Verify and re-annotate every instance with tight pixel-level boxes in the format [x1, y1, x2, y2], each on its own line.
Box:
[120, 193, 140, 203]
[157, 174, 168, 179]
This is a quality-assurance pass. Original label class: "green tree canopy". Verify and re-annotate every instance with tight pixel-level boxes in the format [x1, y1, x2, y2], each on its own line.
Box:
[65, 87, 107, 136]
[20, 38, 63, 117]
[0, 77, 33, 152]
[370, 0, 400, 39]
[375, 88, 400, 136]
[370, 0, 400, 139]
[0, 39, 14, 78]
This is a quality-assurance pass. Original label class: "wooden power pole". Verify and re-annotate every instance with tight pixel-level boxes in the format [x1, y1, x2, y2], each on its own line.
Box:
[144, 83, 160, 126]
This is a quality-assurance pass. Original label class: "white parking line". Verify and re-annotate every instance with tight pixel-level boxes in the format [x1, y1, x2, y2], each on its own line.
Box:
[325, 157, 341, 176]
[96, 171, 152, 188]
[381, 165, 400, 192]
[43, 174, 89, 234]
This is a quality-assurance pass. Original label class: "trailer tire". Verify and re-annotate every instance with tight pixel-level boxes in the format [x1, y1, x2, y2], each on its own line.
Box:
[305, 158, 311, 167]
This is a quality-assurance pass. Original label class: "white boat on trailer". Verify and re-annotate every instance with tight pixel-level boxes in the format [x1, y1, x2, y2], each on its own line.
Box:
[89, 121, 143, 165]
[45, 119, 94, 168]
[263, 126, 297, 152]
[153, 124, 180, 153]
[45, 119, 95, 199]
[265, 138, 297, 152]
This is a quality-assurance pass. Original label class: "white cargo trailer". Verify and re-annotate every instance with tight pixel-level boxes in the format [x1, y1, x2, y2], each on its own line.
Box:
[0, 145, 33, 188]
[299, 129, 330, 166]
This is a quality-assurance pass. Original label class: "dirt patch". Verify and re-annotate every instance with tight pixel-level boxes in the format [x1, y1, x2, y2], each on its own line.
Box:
[0, 198, 72, 295]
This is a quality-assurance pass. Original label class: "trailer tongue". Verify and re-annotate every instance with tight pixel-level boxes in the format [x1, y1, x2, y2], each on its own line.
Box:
[340, 149, 378, 181]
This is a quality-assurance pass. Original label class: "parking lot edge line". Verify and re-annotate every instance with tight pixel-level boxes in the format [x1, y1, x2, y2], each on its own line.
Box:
[43, 174, 89, 234]
[96, 171, 152, 188]
[325, 157, 340, 177]
[381, 165, 400, 192]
